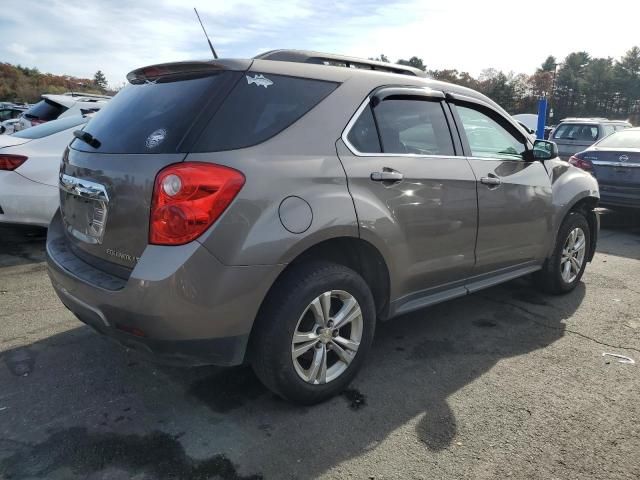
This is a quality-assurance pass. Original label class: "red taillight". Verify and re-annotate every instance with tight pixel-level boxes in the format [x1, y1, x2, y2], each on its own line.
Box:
[568, 155, 593, 172]
[0, 154, 28, 171]
[150, 162, 245, 245]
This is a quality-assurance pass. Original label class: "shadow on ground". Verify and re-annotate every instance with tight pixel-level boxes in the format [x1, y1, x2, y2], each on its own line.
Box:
[0, 224, 47, 268]
[597, 208, 640, 260]
[0, 274, 584, 479]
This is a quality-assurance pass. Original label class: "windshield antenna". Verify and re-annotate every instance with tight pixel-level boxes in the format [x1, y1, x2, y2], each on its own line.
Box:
[193, 8, 218, 59]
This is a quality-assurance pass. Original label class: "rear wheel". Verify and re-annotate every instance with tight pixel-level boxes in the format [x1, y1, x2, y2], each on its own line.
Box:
[251, 261, 376, 405]
[535, 211, 590, 294]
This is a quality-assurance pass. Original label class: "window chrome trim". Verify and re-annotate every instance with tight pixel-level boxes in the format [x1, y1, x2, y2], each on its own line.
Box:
[341, 92, 462, 159]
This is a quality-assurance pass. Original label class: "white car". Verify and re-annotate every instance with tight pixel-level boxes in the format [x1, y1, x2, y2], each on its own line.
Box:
[0, 117, 24, 135]
[0, 115, 89, 226]
[16, 92, 109, 132]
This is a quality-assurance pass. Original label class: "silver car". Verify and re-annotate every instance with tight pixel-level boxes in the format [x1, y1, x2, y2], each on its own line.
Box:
[46, 50, 600, 404]
[551, 117, 631, 159]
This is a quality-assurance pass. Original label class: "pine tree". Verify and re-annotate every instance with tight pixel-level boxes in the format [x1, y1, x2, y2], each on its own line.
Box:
[93, 70, 108, 91]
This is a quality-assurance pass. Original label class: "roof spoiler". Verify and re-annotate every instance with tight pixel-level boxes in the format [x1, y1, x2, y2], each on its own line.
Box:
[126, 59, 251, 84]
[254, 49, 427, 78]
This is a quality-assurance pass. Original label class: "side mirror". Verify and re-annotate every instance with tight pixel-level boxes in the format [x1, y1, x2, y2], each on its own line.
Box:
[531, 139, 558, 161]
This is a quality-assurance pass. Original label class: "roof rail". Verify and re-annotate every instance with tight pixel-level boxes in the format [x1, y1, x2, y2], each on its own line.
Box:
[254, 49, 427, 78]
[560, 117, 612, 122]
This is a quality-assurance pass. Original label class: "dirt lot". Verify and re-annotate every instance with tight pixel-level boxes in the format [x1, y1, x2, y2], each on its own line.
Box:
[0, 210, 639, 480]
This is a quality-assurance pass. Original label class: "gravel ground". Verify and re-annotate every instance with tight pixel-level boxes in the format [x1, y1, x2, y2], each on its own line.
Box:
[0, 210, 638, 479]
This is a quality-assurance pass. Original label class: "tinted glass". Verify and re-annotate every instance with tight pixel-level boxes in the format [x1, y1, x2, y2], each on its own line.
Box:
[457, 105, 526, 160]
[347, 105, 381, 153]
[374, 99, 454, 155]
[195, 73, 338, 152]
[74, 72, 235, 154]
[596, 129, 640, 149]
[24, 99, 67, 121]
[0, 109, 22, 121]
[13, 115, 88, 139]
[553, 123, 598, 141]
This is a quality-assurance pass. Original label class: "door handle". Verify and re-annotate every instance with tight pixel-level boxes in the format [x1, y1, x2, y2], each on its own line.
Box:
[480, 174, 501, 187]
[371, 170, 404, 182]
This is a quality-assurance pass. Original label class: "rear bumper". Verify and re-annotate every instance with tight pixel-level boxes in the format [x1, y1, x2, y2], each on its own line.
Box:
[46, 211, 284, 366]
[0, 172, 58, 227]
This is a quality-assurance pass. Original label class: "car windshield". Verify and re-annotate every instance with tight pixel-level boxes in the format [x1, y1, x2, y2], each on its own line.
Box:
[13, 115, 88, 139]
[596, 129, 640, 149]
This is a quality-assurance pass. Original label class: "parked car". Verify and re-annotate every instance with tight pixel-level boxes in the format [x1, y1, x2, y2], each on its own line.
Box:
[0, 117, 24, 135]
[0, 115, 90, 226]
[46, 51, 600, 404]
[550, 117, 631, 159]
[0, 105, 28, 134]
[16, 92, 109, 132]
[0, 104, 28, 123]
[569, 127, 640, 210]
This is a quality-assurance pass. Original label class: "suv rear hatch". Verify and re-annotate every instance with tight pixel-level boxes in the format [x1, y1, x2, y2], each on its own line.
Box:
[552, 123, 600, 159]
[59, 61, 249, 274]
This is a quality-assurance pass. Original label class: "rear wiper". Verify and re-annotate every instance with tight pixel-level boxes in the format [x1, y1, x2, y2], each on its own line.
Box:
[73, 130, 101, 149]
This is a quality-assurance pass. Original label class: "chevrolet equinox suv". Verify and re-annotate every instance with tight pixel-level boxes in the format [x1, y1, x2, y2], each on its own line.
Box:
[47, 50, 600, 404]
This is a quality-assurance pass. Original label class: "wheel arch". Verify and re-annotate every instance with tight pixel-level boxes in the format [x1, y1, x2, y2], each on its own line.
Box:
[246, 236, 391, 362]
[552, 194, 599, 262]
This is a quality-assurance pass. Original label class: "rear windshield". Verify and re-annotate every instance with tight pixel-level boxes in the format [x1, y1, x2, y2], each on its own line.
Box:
[553, 123, 599, 141]
[72, 72, 237, 154]
[596, 129, 640, 149]
[13, 115, 88, 139]
[193, 73, 338, 152]
[24, 99, 67, 121]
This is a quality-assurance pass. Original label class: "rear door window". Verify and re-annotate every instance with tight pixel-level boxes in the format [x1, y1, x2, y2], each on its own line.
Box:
[373, 98, 454, 155]
[194, 73, 338, 152]
[24, 99, 67, 122]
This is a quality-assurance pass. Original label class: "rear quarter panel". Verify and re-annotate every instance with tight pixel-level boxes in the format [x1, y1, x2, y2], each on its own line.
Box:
[188, 75, 382, 266]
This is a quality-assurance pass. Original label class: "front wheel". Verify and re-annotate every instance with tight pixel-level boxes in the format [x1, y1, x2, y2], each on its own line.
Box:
[534, 211, 590, 294]
[250, 262, 376, 405]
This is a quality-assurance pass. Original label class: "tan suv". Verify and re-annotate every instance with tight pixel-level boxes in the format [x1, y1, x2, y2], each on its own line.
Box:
[47, 50, 600, 404]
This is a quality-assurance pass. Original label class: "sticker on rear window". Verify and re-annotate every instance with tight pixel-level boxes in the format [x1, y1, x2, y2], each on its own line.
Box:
[145, 128, 167, 149]
[246, 74, 274, 89]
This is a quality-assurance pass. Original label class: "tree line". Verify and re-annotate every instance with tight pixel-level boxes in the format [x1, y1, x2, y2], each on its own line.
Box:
[0, 64, 112, 103]
[376, 46, 640, 125]
[3, 46, 639, 125]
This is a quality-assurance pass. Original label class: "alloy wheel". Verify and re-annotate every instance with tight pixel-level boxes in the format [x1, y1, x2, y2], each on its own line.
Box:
[291, 290, 363, 385]
[561, 227, 586, 283]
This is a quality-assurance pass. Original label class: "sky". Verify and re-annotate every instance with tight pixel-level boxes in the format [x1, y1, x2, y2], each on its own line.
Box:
[1, 0, 639, 87]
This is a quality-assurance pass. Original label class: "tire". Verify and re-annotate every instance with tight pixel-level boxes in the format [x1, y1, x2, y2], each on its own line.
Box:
[250, 261, 376, 405]
[534, 211, 590, 294]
